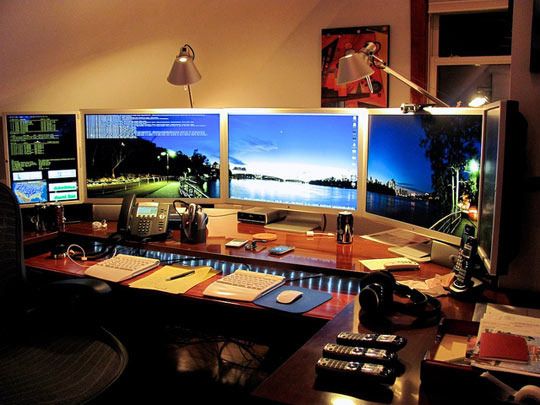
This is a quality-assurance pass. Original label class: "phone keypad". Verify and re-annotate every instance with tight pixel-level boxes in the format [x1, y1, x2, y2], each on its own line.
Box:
[137, 218, 151, 235]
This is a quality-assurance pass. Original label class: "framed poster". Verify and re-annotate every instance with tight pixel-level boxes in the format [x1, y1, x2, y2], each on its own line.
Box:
[322, 25, 389, 108]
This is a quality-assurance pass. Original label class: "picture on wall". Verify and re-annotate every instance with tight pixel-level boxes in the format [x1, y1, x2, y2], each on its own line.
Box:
[322, 25, 389, 108]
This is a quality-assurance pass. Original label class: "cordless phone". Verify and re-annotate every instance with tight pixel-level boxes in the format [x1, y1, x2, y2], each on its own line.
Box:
[315, 358, 396, 385]
[322, 343, 397, 364]
[450, 235, 478, 293]
[336, 332, 407, 351]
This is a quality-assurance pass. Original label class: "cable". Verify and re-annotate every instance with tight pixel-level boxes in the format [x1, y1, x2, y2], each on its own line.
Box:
[288, 273, 324, 282]
[206, 212, 238, 218]
[65, 244, 94, 268]
[321, 214, 327, 231]
[306, 230, 334, 237]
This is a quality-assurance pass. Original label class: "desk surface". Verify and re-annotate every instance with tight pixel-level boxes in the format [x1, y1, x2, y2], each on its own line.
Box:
[252, 300, 439, 405]
[32, 214, 454, 279]
[23, 216, 509, 404]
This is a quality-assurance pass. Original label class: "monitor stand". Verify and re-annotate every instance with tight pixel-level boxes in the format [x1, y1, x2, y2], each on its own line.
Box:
[264, 211, 322, 233]
[388, 240, 432, 261]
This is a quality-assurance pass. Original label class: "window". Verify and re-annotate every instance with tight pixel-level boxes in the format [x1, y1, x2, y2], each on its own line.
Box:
[428, 1, 512, 107]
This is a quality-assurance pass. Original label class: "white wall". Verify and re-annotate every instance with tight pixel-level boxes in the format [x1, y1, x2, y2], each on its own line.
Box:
[499, 0, 540, 291]
[0, 0, 411, 110]
[1, 0, 538, 291]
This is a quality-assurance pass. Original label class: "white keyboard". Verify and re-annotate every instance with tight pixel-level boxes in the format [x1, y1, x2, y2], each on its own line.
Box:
[203, 269, 285, 302]
[84, 254, 160, 282]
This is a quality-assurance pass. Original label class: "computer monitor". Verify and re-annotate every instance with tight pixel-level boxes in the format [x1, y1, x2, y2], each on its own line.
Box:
[2, 112, 82, 205]
[361, 107, 484, 246]
[82, 109, 223, 205]
[477, 100, 526, 276]
[226, 109, 359, 214]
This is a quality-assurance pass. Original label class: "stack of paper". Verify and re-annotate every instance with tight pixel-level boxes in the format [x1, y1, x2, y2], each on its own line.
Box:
[468, 304, 540, 377]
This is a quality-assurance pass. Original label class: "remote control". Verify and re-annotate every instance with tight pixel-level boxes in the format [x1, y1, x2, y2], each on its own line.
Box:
[336, 332, 407, 351]
[315, 357, 396, 385]
[323, 343, 397, 364]
[383, 258, 420, 270]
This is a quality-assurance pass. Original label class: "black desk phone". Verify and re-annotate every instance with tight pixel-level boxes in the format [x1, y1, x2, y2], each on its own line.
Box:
[118, 194, 169, 240]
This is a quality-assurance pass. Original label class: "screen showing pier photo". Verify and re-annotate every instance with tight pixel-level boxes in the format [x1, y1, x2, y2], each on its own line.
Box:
[366, 112, 482, 237]
[84, 112, 221, 199]
[228, 112, 358, 211]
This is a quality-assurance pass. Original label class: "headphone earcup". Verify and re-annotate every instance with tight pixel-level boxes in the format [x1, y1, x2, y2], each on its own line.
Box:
[359, 271, 395, 315]
[359, 271, 442, 330]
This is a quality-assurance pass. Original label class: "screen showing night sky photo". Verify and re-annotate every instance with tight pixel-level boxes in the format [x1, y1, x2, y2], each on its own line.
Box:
[366, 113, 482, 237]
[85, 113, 221, 199]
[228, 113, 358, 210]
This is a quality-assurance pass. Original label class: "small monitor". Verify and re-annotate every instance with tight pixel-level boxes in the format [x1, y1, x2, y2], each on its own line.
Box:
[477, 100, 526, 276]
[227, 109, 359, 213]
[82, 109, 223, 204]
[3, 112, 82, 205]
[361, 108, 484, 246]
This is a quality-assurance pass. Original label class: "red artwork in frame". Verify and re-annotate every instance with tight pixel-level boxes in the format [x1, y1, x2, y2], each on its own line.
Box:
[322, 26, 390, 108]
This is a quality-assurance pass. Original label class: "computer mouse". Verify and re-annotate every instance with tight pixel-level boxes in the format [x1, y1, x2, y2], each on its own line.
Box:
[276, 290, 303, 304]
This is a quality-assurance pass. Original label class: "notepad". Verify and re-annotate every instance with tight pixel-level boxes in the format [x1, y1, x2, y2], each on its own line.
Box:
[128, 265, 219, 294]
[479, 332, 529, 363]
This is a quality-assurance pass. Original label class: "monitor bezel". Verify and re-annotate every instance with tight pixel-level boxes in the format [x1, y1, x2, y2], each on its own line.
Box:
[224, 108, 362, 215]
[359, 106, 485, 247]
[476, 100, 521, 276]
[2, 111, 84, 207]
[80, 108, 227, 206]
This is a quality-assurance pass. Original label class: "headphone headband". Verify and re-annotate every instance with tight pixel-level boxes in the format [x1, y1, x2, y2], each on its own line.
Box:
[359, 271, 442, 330]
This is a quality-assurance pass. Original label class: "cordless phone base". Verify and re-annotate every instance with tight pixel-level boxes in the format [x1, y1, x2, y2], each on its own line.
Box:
[449, 276, 483, 295]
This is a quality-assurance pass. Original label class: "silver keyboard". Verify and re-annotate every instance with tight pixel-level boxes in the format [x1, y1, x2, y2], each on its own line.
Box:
[84, 254, 160, 282]
[203, 269, 285, 302]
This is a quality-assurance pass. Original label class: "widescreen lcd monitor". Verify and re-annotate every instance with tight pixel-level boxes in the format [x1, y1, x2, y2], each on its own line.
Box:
[83, 109, 223, 204]
[3, 112, 82, 205]
[227, 109, 359, 213]
[361, 108, 483, 246]
[477, 100, 525, 276]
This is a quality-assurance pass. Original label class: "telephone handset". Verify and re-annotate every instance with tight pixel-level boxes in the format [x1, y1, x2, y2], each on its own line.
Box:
[118, 194, 169, 240]
[118, 193, 136, 235]
[450, 235, 480, 294]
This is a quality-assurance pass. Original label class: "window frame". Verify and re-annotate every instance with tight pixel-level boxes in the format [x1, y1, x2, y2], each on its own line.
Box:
[427, 0, 512, 98]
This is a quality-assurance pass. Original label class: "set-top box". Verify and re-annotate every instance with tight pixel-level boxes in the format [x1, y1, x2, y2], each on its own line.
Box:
[237, 207, 285, 225]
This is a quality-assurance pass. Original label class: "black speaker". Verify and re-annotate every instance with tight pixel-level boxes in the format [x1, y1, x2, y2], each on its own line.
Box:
[359, 271, 441, 330]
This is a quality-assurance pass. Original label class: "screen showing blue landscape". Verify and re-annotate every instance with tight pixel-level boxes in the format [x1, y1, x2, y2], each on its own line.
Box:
[366, 113, 482, 237]
[228, 113, 358, 210]
[85, 113, 221, 199]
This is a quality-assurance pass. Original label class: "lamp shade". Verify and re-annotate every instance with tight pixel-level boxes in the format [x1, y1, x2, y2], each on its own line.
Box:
[336, 51, 374, 85]
[167, 45, 202, 86]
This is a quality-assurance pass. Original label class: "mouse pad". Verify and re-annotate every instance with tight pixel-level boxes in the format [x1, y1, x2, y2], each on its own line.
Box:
[254, 286, 332, 314]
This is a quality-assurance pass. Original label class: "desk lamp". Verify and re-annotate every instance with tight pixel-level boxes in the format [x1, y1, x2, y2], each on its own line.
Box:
[336, 42, 449, 107]
[167, 43, 202, 108]
[468, 90, 490, 107]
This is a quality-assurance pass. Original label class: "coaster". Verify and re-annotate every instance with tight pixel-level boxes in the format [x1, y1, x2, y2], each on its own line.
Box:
[252, 232, 278, 241]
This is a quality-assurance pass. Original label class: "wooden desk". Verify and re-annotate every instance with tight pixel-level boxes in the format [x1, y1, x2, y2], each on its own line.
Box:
[24, 217, 502, 404]
[42, 215, 452, 279]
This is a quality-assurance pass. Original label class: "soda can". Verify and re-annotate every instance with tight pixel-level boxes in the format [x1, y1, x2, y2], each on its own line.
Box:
[337, 211, 353, 244]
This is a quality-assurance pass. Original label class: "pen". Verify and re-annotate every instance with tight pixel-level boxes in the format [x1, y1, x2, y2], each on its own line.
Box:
[166, 270, 195, 281]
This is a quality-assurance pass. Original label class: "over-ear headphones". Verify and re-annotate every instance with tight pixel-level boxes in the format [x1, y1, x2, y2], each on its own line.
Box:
[359, 271, 441, 330]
